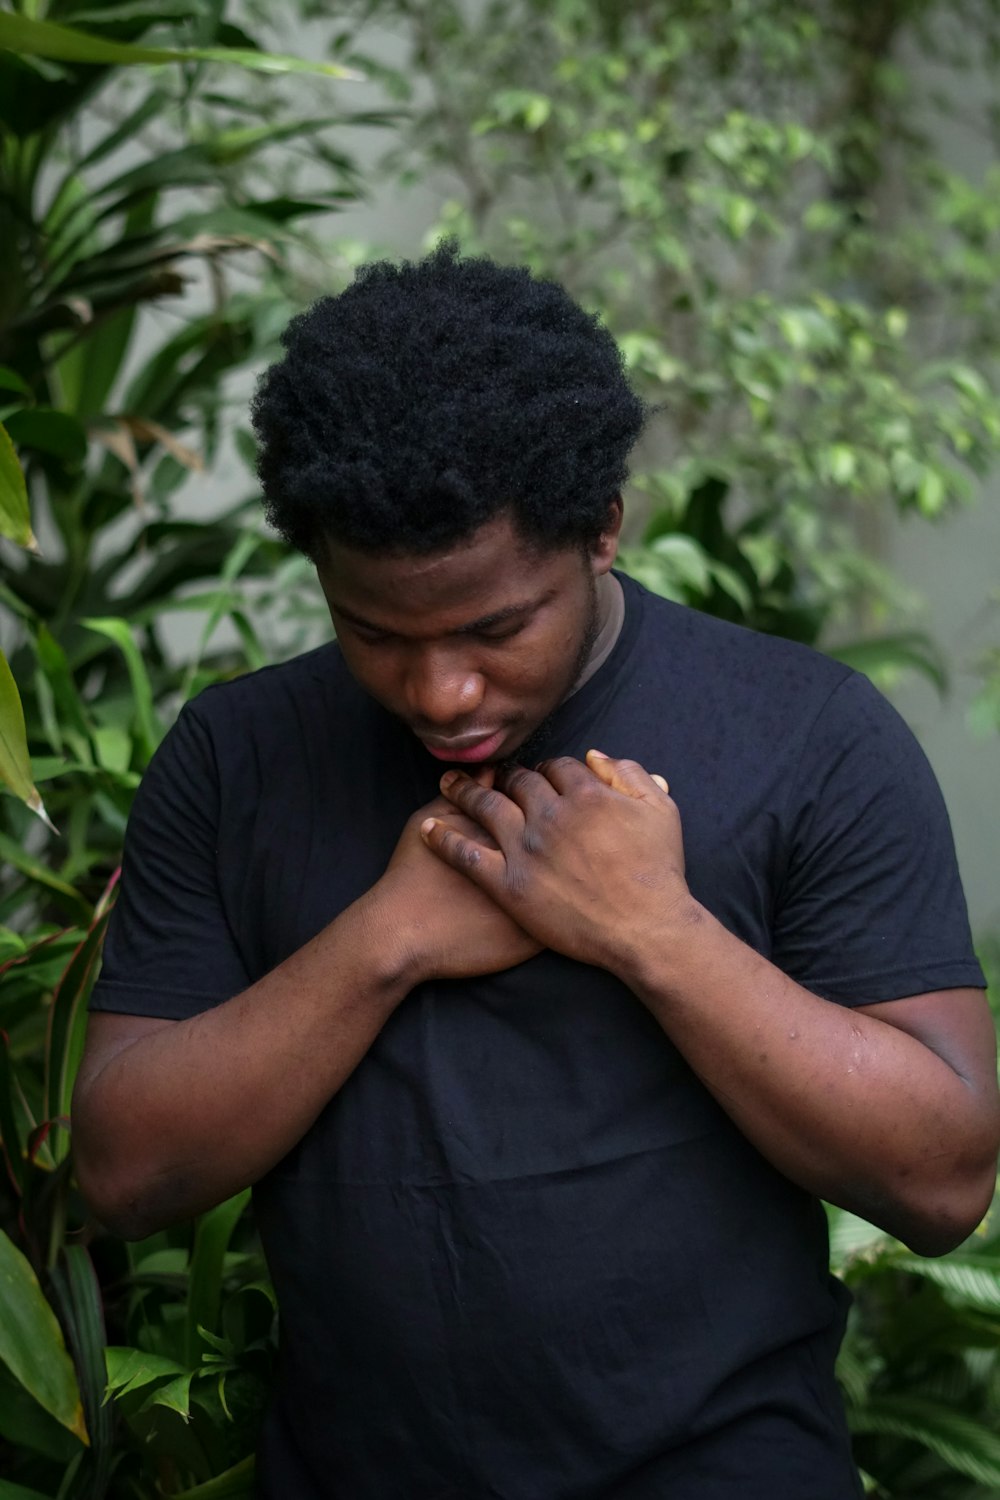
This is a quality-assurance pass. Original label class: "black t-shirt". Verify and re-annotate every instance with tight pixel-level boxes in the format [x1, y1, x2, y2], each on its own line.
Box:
[91, 574, 985, 1499]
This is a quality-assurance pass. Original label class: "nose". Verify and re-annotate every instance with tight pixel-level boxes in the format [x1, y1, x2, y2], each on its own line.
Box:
[402, 648, 486, 728]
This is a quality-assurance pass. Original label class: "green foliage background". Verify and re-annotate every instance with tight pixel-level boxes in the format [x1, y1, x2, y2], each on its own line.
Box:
[0, 2, 999, 1496]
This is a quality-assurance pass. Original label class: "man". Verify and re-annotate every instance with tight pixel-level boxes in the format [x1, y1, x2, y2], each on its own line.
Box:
[74, 246, 999, 1499]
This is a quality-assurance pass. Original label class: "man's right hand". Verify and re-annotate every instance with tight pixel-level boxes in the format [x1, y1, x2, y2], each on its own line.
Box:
[73, 784, 539, 1240]
[371, 791, 542, 983]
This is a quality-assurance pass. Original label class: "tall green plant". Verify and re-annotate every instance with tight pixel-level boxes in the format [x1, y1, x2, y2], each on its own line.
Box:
[0, 0, 377, 907]
[0, 4, 387, 1494]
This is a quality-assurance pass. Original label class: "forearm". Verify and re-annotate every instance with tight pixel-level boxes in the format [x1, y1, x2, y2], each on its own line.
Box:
[620, 900, 999, 1254]
[73, 892, 412, 1238]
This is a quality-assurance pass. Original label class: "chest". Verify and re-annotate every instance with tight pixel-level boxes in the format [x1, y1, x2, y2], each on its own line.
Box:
[216, 698, 782, 987]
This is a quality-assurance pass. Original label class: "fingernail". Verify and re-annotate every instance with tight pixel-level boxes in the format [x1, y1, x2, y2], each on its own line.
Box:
[587, 748, 609, 760]
[420, 818, 437, 834]
[440, 770, 459, 788]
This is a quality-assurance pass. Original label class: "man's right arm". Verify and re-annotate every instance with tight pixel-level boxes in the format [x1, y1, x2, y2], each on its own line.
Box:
[72, 797, 538, 1239]
[73, 887, 415, 1239]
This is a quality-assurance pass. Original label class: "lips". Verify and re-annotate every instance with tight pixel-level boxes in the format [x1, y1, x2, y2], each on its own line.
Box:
[419, 728, 508, 763]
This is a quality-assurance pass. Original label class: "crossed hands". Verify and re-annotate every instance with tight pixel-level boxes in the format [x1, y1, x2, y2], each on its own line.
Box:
[414, 750, 689, 977]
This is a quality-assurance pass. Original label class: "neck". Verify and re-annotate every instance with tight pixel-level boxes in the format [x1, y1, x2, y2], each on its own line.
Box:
[569, 571, 624, 698]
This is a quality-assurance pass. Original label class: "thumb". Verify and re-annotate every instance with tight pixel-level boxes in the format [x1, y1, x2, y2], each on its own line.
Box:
[585, 749, 669, 800]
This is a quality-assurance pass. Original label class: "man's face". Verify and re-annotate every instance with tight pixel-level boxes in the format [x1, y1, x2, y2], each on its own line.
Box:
[315, 510, 621, 765]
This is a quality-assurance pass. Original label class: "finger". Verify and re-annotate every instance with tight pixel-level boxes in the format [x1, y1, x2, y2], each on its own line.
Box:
[438, 808, 502, 851]
[585, 749, 669, 802]
[439, 769, 524, 843]
[531, 755, 594, 796]
[420, 816, 507, 887]
[495, 762, 561, 817]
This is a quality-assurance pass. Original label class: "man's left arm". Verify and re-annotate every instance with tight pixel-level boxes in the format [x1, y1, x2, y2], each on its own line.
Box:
[423, 753, 1000, 1257]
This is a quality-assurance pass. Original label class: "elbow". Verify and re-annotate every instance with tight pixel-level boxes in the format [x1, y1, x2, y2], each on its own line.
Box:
[885, 1092, 1000, 1257]
[887, 1159, 998, 1259]
[838, 1129, 999, 1258]
[74, 1147, 162, 1241]
[72, 1108, 181, 1241]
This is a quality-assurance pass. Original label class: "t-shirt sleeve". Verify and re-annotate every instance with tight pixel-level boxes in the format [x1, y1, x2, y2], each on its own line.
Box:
[90, 699, 252, 1020]
[771, 671, 985, 1006]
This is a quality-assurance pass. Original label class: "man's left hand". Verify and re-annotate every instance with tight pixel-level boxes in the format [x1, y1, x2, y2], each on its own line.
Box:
[421, 750, 691, 972]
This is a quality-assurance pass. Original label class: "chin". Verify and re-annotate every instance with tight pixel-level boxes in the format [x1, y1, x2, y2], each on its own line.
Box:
[496, 719, 553, 768]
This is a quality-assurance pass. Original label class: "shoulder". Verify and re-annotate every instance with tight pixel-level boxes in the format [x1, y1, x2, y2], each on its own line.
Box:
[616, 576, 939, 820]
[182, 641, 354, 741]
[626, 574, 848, 693]
[138, 642, 360, 802]
[620, 574, 859, 746]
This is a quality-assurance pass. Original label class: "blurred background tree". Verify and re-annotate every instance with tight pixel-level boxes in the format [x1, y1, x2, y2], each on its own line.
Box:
[336, 0, 1000, 675]
[2, 1, 1000, 1497]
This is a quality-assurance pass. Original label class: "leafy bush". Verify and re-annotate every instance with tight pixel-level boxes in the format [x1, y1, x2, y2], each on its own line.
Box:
[831, 1205, 1000, 1498]
[0, 4, 374, 1495]
[347, 0, 1000, 682]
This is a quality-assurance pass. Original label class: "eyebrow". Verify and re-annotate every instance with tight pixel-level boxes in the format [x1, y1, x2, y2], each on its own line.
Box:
[331, 597, 543, 636]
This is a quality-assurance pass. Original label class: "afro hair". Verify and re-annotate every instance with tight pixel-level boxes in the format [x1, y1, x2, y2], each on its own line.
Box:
[251, 243, 647, 559]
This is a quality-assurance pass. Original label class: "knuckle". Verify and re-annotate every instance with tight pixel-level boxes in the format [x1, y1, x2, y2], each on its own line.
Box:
[450, 778, 491, 812]
[504, 860, 531, 899]
[440, 828, 480, 867]
[521, 825, 546, 855]
[500, 765, 533, 797]
[473, 787, 504, 819]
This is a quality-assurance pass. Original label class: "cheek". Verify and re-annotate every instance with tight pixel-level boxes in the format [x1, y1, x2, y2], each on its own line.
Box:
[486, 629, 577, 701]
[336, 641, 397, 703]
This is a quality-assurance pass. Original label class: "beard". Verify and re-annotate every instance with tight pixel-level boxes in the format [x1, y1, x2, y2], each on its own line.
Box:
[498, 572, 601, 770]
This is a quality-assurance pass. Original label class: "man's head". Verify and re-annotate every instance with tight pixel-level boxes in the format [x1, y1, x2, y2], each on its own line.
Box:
[251, 242, 646, 560]
[251, 245, 645, 760]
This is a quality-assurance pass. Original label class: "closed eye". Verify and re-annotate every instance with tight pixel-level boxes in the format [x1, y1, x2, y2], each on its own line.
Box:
[471, 623, 525, 643]
[348, 623, 392, 644]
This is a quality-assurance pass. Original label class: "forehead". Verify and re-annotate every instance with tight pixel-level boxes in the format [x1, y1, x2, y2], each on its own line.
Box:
[316, 515, 580, 631]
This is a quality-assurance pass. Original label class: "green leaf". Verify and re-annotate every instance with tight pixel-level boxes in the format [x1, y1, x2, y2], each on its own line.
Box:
[47, 1248, 113, 1488]
[0, 1478, 58, 1499]
[0, 1361, 82, 1464]
[723, 194, 756, 240]
[0, 1036, 25, 1195]
[80, 618, 162, 765]
[34, 628, 92, 745]
[0, 831, 90, 920]
[0, 422, 36, 550]
[0, 1231, 87, 1445]
[104, 1347, 188, 1400]
[57, 307, 135, 420]
[826, 1205, 893, 1270]
[45, 906, 114, 1158]
[0, 648, 54, 829]
[0, 13, 361, 78]
[0, 367, 31, 396]
[891, 1253, 1000, 1314]
[648, 534, 713, 591]
[171, 1455, 256, 1500]
[141, 1370, 195, 1420]
[848, 1394, 1000, 1486]
[186, 1190, 251, 1368]
[831, 634, 948, 694]
[3, 410, 88, 466]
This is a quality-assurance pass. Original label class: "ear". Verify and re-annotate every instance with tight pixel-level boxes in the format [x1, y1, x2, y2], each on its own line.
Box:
[590, 496, 624, 576]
